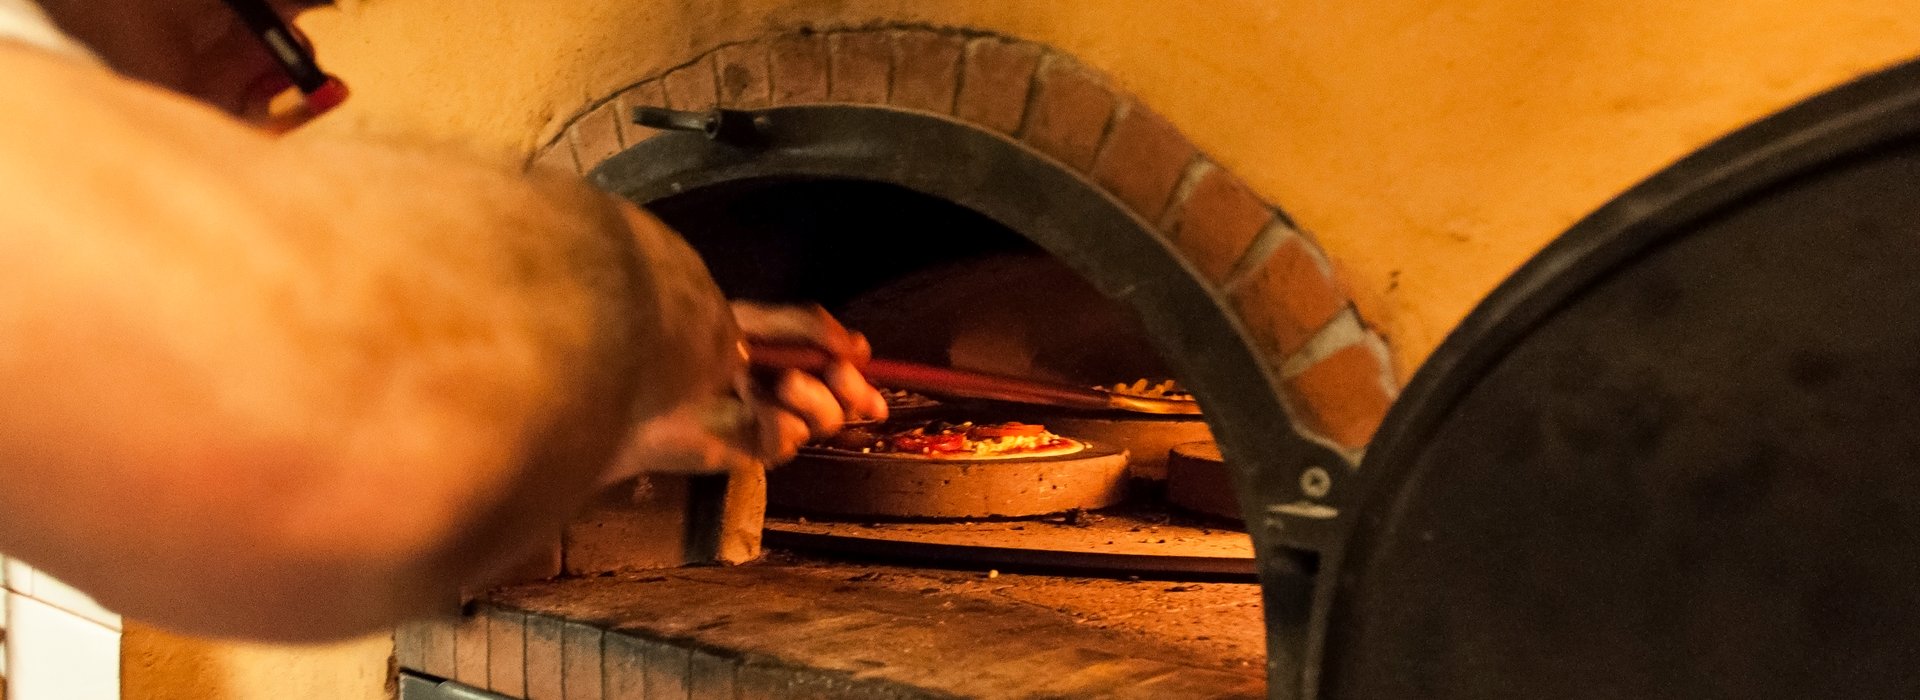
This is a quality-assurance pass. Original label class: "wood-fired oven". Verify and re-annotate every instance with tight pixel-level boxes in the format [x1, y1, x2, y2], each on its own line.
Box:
[394, 24, 1920, 700]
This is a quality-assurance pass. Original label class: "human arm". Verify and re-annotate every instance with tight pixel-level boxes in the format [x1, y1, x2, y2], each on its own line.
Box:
[0, 44, 733, 641]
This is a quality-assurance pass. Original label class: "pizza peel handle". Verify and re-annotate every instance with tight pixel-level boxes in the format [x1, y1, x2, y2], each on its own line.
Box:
[746, 343, 1202, 416]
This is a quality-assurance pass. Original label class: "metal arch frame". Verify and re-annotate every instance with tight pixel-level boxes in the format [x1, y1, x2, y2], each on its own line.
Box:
[1316, 58, 1920, 698]
[590, 104, 1347, 698]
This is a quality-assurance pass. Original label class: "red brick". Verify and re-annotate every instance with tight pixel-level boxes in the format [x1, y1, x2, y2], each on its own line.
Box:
[642, 636, 693, 698]
[714, 42, 772, 108]
[663, 54, 719, 110]
[568, 100, 626, 172]
[956, 37, 1042, 134]
[1284, 341, 1396, 450]
[1170, 164, 1272, 285]
[617, 81, 669, 145]
[828, 31, 891, 103]
[563, 476, 691, 575]
[769, 33, 829, 104]
[602, 633, 650, 699]
[561, 622, 604, 700]
[718, 463, 766, 564]
[453, 613, 491, 688]
[1021, 55, 1117, 172]
[530, 139, 579, 176]
[487, 609, 528, 697]
[1092, 103, 1196, 223]
[1232, 235, 1348, 359]
[419, 618, 459, 679]
[394, 621, 432, 672]
[524, 615, 566, 700]
[889, 30, 964, 114]
[689, 651, 738, 700]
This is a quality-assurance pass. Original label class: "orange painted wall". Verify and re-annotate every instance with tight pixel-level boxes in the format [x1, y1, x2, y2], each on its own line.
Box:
[300, 0, 1920, 375]
[121, 623, 391, 700]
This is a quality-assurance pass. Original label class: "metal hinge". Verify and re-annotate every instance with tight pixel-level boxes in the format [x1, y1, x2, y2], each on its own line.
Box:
[397, 672, 515, 700]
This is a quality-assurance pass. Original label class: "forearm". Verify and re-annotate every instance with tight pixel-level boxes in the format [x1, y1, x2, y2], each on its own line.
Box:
[0, 47, 732, 639]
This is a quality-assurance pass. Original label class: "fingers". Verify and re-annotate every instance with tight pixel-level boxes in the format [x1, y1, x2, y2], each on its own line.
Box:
[773, 369, 847, 437]
[826, 361, 889, 422]
[725, 303, 891, 467]
[848, 331, 874, 365]
[759, 407, 812, 464]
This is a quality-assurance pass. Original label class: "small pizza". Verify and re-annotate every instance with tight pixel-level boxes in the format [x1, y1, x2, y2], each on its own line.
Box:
[812, 420, 1086, 460]
[1101, 378, 1195, 401]
[879, 387, 941, 411]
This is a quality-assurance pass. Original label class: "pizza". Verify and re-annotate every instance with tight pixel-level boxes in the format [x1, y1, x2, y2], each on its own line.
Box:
[1101, 378, 1195, 401]
[812, 420, 1087, 460]
[879, 387, 941, 411]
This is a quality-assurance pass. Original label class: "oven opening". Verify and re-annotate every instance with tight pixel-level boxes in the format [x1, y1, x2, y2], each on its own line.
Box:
[399, 96, 1345, 699]
[646, 175, 1267, 674]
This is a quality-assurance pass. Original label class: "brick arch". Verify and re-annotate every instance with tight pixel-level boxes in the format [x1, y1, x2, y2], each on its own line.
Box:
[530, 25, 1397, 462]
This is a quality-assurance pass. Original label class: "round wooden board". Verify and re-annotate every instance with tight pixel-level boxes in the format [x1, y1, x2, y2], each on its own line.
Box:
[1168, 441, 1242, 522]
[768, 444, 1130, 519]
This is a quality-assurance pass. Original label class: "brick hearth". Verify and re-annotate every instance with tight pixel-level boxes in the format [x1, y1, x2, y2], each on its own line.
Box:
[399, 559, 1264, 699]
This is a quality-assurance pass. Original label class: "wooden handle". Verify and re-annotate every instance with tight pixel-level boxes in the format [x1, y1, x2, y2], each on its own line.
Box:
[746, 342, 1115, 412]
[742, 342, 856, 374]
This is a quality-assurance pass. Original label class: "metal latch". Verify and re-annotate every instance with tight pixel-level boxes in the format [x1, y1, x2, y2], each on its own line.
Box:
[631, 106, 769, 147]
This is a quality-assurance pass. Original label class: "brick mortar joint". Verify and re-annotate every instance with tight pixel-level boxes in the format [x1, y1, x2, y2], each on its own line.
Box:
[828, 29, 897, 102]
[1275, 386, 1369, 469]
[1011, 48, 1056, 139]
[889, 28, 965, 114]
[1220, 215, 1303, 293]
[1157, 157, 1215, 234]
[1271, 308, 1398, 461]
[1084, 72, 1126, 170]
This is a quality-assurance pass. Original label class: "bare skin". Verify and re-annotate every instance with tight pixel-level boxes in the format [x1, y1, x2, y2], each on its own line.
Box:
[0, 2, 884, 642]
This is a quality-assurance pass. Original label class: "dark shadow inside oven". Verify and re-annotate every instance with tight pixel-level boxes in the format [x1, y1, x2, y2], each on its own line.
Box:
[649, 177, 1175, 391]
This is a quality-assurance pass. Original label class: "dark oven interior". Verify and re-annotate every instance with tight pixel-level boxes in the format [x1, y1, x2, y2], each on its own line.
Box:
[652, 173, 1259, 570]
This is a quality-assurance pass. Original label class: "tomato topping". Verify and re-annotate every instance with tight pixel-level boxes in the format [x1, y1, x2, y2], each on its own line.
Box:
[969, 422, 1046, 438]
[890, 432, 968, 454]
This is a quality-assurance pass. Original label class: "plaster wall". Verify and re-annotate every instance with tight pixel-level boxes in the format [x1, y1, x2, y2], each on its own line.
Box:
[120, 624, 390, 700]
[300, 0, 1920, 375]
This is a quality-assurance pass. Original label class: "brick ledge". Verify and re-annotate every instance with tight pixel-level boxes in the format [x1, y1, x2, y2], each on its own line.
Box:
[398, 562, 1265, 699]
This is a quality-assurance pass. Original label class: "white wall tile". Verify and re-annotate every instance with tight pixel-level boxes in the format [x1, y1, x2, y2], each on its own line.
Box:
[1, 585, 9, 678]
[5, 593, 118, 700]
[2, 559, 31, 596]
[24, 574, 118, 632]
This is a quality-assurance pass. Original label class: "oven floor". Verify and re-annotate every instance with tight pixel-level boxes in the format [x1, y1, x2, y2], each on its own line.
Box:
[766, 511, 1255, 559]
[445, 554, 1266, 699]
